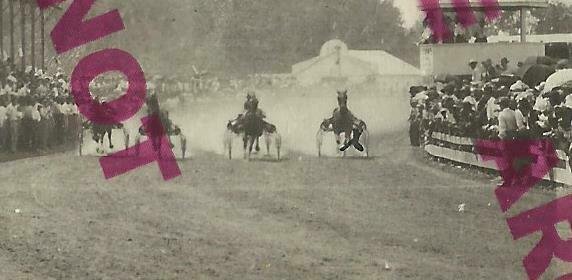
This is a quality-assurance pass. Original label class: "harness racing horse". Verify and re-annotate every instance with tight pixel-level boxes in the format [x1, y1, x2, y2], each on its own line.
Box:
[134, 111, 187, 159]
[79, 121, 128, 155]
[317, 90, 368, 157]
[225, 100, 281, 160]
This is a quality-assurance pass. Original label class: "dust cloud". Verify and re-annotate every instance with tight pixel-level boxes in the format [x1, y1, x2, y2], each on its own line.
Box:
[165, 82, 410, 158]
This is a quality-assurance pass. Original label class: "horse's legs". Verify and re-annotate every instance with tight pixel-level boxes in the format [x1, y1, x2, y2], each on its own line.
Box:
[243, 135, 248, 159]
[264, 133, 271, 156]
[107, 128, 114, 149]
[247, 136, 255, 160]
[255, 137, 260, 152]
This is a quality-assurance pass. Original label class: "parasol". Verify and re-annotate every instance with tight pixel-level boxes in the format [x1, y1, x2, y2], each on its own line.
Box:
[518, 64, 555, 88]
[543, 69, 572, 93]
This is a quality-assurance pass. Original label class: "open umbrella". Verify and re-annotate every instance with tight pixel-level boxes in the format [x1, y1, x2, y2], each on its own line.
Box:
[544, 69, 572, 93]
[518, 64, 555, 88]
[524, 56, 555, 66]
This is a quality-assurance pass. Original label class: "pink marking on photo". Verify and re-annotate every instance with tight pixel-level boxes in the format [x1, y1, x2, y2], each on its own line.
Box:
[480, 0, 502, 21]
[475, 139, 559, 213]
[558, 273, 572, 280]
[99, 114, 182, 181]
[507, 194, 572, 280]
[50, 0, 125, 54]
[419, 0, 451, 42]
[452, 0, 476, 27]
[35, 0, 65, 10]
[70, 48, 146, 125]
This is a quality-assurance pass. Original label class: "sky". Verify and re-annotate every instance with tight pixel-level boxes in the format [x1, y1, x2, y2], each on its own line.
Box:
[393, 0, 422, 28]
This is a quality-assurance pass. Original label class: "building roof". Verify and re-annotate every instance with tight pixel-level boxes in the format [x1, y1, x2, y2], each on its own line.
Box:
[347, 50, 422, 76]
[419, 0, 548, 11]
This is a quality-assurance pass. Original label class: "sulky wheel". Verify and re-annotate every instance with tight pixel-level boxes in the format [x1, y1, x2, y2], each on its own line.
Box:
[316, 128, 324, 157]
[275, 133, 282, 160]
[78, 128, 85, 156]
[180, 134, 187, 159]
[224, 129, 233, 160]
[362, 128, 370, 157]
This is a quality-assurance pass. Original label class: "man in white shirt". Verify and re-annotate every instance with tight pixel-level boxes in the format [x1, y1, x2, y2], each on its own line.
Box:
[497, 97, 518, 139]
[469, 59, 483, 83]
[486, 94, 500, 120]
[0, 99, 7, 150]
[17, 84, 30, 97]
[5, 97, 22, 152]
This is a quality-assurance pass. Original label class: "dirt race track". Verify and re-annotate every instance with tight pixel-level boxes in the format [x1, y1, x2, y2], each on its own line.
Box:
[0, 87, 567, 279]
[0, 126, 567, 280]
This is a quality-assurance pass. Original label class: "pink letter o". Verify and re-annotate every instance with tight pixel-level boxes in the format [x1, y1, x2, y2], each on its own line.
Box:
[71, 48, 146, 125]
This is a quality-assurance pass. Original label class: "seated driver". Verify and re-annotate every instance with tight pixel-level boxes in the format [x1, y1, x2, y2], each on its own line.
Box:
[243, 91, 266, 119]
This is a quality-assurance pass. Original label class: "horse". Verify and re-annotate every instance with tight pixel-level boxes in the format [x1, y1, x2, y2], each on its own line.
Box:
[226, 103, 278, 160]
[134, 111, 187, 159]
[317, 90, 368, 157]
[83, 121, 122, 154]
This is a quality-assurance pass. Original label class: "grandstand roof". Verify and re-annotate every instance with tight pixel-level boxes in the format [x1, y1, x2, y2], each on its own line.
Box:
[489, 33, 572, 43]
[419, 0, 548, 11]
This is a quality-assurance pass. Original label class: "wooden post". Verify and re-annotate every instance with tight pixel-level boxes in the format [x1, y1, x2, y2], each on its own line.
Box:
[9, 0, 14, 63]
[0, 0, 4, 58]
[520, 7, 528, 43]
[30, 0, 35, 70]
[40, 7, 44, 70]
[20, 0, 25, 72]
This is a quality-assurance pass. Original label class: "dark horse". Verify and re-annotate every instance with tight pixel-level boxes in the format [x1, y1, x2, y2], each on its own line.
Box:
[319, 90, 367, 155]
[227, 101, 277, 159]
[83, 121, 122, 153]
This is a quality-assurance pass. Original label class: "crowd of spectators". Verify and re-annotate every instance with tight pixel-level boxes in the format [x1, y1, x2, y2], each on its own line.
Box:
[0, 60, 80, 155]
[409, 58, 572, 156]
[419, 14, 491, 45]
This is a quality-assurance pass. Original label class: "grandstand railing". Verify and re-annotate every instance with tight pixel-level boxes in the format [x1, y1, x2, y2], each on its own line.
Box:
[424, 132, 572, 185]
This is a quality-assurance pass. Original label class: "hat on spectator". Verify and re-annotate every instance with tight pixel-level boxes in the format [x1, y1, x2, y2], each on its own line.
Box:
[510, 80, 528, 92]
[7, 75, 16, 83]
[469, 59, 477, 64]
[533, 97, 549, 112]
[515, 90, 533, 102]
[565, 95, 572, 109]
[462, 96, 477, 105]
[535, 82, 546, 92]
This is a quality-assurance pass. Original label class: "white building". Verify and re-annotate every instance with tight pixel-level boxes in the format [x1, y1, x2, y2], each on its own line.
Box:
[291, 40, 422, 90]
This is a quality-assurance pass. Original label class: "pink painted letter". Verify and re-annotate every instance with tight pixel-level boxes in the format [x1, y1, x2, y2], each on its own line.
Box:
[50, 0, 125, 53]
[475, 140, 559, 212]
[507, 195, 572, 280]
[70, 48, 146, 125]
[99, 114, 182, 181]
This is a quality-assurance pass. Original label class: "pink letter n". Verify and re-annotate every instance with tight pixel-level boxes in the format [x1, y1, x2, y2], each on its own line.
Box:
[99, 115, 182, 181]
[44, 0, 125, 53]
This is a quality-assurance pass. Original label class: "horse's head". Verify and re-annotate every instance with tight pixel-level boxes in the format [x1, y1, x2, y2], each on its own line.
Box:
[337, 89, 348, 108]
